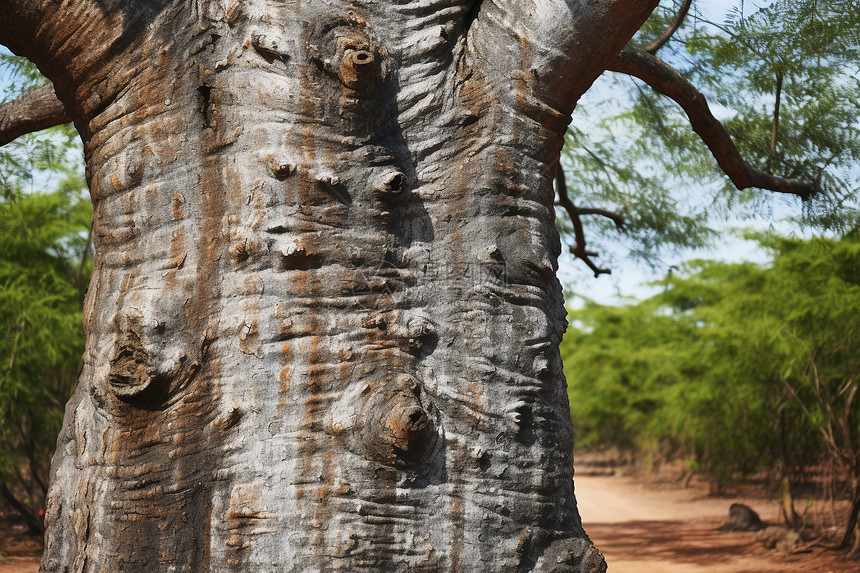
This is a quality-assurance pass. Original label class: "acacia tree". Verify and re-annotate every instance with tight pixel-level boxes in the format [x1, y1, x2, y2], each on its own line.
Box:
[0, 1, 820, 571]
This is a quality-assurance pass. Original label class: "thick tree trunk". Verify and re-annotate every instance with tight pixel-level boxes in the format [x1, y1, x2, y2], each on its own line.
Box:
[1, 0, 655, 570]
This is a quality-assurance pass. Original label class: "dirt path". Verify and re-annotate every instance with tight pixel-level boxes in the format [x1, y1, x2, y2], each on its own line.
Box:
[576, 473, 854, 573]
[0, 525, 38, 573]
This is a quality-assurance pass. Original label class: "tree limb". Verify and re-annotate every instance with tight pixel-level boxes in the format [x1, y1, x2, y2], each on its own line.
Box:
[0, 84, 70, 147]
[555, 163, 621, 277]
[576, 207, 625, 229]
[608, 47, 819, 201]
[644, 0, 693, 54]
[472, 0, 660, 116]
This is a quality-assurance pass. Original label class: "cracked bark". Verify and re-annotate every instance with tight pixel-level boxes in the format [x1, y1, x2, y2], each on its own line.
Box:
[0, 0, 659, 571]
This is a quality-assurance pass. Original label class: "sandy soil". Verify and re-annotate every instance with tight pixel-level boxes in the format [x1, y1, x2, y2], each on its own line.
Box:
[576, 472, 856, 573]
[0, 524, 39, 573]
[1, 474, 857, 572]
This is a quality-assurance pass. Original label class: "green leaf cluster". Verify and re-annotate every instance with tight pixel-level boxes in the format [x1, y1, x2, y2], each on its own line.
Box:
[564, 233, 860, 491]
[561, 0, 860, 266]
[0, 54, 89, 533]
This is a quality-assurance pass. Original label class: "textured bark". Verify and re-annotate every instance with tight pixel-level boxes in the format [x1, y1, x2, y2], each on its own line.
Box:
[0, 84, 69, 146]
[1, 1, 657, 571]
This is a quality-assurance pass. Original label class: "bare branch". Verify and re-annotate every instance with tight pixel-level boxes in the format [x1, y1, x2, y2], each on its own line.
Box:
[0, 84, 70, 147]
[644, 0, 693, 54]
[576, 207, 625, 229]
[555, 163, 615, 277]
[608, 47, 819, 201]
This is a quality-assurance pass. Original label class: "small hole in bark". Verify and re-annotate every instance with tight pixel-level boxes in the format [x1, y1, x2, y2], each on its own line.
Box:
[277, 251, 322, 271]
[270, 163, 294, 180]
[461, 114, 479, 127]
[196, 85, 213, 128]
[377, 172, 407, 198]
[233, 242, 250, 263]
[514, 405, 536, 446]
[385, 173, 405, 193]
[408, 410, 425, 426]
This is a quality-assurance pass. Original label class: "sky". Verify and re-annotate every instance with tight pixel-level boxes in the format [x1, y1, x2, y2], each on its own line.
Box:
[560, 0, 793, 307]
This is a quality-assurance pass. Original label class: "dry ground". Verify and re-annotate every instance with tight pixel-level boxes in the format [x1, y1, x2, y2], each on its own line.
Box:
[0, 523, 39, 573]
[576, 470, 857, 573]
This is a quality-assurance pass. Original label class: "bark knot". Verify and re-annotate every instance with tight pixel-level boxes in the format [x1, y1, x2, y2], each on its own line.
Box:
[109, 324, 152, 400]
[361, 379, 436, 468]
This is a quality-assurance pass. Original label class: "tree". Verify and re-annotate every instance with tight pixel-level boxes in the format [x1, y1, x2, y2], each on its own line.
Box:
[0, 1, 836, 571]
[557, 0, 860, 274]
[0, 184, 91, 535]
[564, 234, 860, 550]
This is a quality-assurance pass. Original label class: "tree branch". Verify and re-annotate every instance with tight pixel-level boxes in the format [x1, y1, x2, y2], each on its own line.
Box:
[555, 163, 619, 277]
[0, 84, 70, 147]
[644, 0, 693, 54]
[471, 0, 660, 116]
[576, 207, 625, 229]
[608, 47, 819, 201]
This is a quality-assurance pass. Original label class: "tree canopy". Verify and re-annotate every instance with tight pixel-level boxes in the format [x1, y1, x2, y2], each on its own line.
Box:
[563, 232, 860, 545]
[557, 0, 860, 275]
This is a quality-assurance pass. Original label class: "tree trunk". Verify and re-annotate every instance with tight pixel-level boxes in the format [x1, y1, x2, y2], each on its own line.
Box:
[1, 1, 656, 570]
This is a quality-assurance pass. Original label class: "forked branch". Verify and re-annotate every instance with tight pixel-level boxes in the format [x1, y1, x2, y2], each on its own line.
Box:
[608, 47, 819, 200]
[555, 163, 624, 277]
[0, 84, 70, 146]
[644, 0, 693, 54]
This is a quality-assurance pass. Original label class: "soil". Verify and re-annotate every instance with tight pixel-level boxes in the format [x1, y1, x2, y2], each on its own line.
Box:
[576, 468, 858, 573]
[0, 523, 39, 573]
[1, 471, 858, 572]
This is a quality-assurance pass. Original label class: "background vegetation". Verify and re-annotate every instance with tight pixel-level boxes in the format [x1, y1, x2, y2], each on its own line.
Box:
[0, 55, 90, 534]
[557, 0, 860, 553]
[563, 233, 860, 548]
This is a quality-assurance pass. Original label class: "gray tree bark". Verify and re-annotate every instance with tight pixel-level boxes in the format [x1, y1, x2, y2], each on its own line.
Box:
[1, 1, 656, 570]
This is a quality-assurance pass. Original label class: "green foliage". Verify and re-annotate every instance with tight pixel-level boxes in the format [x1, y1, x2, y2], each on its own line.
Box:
[0, 52, 88, 533]
[564, 233, 860, 490]
[684, 0, 860, 229]
[561, 0, 860, 267]
[0, 184, 91, 532]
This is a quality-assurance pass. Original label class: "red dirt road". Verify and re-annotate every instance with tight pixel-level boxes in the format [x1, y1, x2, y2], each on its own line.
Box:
[0, 526, 38, 573]
[576, 473, 856, 573]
